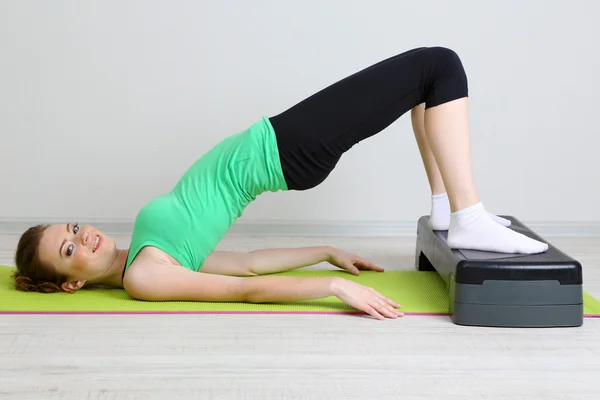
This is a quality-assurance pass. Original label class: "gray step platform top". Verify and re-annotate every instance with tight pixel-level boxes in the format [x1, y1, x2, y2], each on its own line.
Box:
[417, 215, 582, 285]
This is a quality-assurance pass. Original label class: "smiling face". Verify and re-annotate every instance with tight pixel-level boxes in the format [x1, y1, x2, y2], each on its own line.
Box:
[37, 223, 118, 289]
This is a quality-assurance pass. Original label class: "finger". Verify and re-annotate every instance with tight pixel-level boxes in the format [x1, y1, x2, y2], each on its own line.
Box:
[389, 305, 404, 317]
[373, 290, 402, 308]
[383, 296, 402, 309]
[364, 305, 385, 320]
[346, 262, 360, 275]
[366, 286, 402, 310]
[383, 300, 404, 317]
[373, 293, 403, 315]
[357, 259, 384, 272]
[372, 299, 400, 319]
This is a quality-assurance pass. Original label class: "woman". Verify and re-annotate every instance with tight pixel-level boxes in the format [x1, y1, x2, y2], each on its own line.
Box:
[13, 47, 548, 321]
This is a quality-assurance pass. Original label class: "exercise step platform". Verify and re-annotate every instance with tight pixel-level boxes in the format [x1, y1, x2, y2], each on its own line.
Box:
[415, 216, 583, 327]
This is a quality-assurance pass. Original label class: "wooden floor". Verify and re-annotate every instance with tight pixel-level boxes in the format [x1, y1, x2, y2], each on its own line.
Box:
[1, 233, 599, 399]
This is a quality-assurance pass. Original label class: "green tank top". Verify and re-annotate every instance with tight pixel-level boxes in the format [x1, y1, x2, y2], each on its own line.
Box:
[124, 117, 288, 274]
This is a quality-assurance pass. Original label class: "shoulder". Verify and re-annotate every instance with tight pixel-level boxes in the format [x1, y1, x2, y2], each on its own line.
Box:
[122, 246, 180, 295]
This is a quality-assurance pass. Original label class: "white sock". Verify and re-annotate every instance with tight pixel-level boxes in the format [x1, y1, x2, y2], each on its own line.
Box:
[447, 202, 548, 254]
[428, 192, 511, 230]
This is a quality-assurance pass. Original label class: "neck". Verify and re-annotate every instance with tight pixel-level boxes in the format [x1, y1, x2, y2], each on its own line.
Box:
[88, 249, 129, 289]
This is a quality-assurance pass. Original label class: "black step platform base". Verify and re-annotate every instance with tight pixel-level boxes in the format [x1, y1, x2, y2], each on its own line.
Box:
[415, 216, 583, 327]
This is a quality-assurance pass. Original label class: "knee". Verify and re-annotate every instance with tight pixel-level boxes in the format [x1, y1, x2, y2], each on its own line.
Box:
[427, 46, 463, 67]
[425, 47, 467, 83]
[422, 46, 469, 107]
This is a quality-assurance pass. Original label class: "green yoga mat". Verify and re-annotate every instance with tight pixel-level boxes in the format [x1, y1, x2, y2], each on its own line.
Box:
[1, 265, 599, 317]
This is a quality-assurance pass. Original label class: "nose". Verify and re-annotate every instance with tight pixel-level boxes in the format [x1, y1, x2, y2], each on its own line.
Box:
[78, 227, 92, 247]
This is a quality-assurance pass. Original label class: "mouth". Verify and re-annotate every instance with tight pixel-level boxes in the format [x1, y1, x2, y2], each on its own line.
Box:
[92, 235, 102, 253]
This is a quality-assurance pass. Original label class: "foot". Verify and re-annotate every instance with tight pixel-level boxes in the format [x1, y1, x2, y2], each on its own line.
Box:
[428, 192, 511, 230]
[447, 202, 548, 254]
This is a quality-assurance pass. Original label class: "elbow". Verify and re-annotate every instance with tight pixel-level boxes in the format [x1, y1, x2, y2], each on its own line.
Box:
[245, 293, 264, 303]
[244, 252, 259, 277]
[239, 278, 264, 303]
[240, 266, 258, 277]
[245, 294, 265, 304]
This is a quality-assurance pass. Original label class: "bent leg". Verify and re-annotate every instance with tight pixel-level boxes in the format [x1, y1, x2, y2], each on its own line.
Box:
[271, 46, 547, 254]
[412, 102, 511, 229]
[270, 47, 434, 190]
[422, 76, 547, 253]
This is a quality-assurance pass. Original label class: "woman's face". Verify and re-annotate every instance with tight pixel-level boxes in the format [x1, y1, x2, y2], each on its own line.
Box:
[38, 223, 118, 289]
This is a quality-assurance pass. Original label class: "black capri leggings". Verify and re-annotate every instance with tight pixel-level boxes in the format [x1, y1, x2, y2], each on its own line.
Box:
[269, 46, 469, 191]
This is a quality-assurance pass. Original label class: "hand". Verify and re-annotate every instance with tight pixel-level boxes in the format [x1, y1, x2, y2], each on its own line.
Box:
[326, 246, 384, 275]
[331, 278, 403, 320]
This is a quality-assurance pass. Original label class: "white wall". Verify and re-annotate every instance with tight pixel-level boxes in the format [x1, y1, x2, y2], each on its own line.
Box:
[1, 0, 598, 227]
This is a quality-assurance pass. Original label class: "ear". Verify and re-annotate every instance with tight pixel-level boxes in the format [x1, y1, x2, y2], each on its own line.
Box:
[60, 280, 86, 293]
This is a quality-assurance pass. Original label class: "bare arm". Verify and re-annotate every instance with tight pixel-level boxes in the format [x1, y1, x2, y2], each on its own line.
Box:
[124, 261, 336, 302]
[247, 246, 331, 274]
[202, 246, 384, 276]
[123, 262, 402, 320]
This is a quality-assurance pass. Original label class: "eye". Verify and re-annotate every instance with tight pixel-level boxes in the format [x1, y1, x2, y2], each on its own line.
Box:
[66, 244, 74, 257]
[73, 223, 79, 234]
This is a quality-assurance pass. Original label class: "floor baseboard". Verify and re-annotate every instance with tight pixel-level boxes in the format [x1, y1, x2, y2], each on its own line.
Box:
[1, 217, 599, 237]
